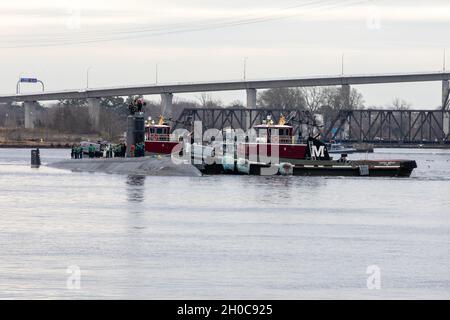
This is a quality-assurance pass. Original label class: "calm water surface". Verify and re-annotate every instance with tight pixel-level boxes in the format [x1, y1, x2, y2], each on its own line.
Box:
[0, 148, 449, 299]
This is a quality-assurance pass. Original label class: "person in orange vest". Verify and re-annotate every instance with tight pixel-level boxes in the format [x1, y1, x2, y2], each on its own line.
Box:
[130, 144, 136, 157]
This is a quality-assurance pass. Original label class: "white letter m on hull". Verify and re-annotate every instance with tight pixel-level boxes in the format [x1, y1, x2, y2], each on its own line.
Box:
[311, 145, 325, 158]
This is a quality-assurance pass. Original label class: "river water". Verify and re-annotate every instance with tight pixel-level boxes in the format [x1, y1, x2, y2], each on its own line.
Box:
[0, 148, 449, 299]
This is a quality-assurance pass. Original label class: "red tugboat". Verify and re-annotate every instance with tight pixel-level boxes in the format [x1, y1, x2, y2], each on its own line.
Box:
[144, 116, 417, 177]
[238, 116, 308, 162]
[144, 116, 180, 155]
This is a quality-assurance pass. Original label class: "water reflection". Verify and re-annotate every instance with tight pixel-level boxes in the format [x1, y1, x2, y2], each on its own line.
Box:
[241, 175, 327, 204]
[126, 175, 146, 203]
[125, 175, 147, 231]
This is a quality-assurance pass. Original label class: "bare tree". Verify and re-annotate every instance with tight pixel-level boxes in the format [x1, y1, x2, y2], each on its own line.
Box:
[59, 98, 88, 108]
[197, 93, 222, 108]
[47, 103, 92, 133]
[257, 88, 306, 110]
[99, 109, 125, 141]
[300, 87, 326, 113]
[322, 87, 364, 110]
[390, 98, 411, 110]
[228, 100, 244, 108]
[0, 102, 23, 127]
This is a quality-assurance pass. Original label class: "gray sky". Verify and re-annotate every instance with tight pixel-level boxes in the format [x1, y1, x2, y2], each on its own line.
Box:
[1, 0, 450, 108]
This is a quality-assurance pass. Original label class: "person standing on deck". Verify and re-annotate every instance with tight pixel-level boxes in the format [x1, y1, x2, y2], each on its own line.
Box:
[88, 144, 95, 158]
[139, 142, 145, 157]
[135, 143, 140, 157]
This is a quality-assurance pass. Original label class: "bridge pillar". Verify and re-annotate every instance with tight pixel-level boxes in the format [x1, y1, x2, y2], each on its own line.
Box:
[246, 88, 257, 109]
[87, 97, 101, 129]
[161, 93, 174, 118]
[24, 101, 39, 129]
[343, 119, 350, 140]
[245, 89, 257, 130]
[341, 84, 350, 108]
[442, 80, 449, 110]
[444, 112, 449, 138]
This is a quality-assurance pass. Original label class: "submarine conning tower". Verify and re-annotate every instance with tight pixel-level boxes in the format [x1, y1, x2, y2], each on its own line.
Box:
[126, 114, 145, 157]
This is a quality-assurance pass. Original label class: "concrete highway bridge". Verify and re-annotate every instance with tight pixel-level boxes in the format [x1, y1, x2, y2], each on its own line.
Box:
[0, 71, 449, 144]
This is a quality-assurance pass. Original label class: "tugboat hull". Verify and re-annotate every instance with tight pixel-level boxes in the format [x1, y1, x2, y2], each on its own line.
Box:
[286, 159, 416, 177]
[199, 159, 417, 178]
[290, 164, 416, 177]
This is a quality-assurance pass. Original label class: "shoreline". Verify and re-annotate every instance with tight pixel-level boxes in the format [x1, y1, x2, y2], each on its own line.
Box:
[0, 142, 73, 149]
[356, 144, 450, 150]
[1, 142, 450, 150]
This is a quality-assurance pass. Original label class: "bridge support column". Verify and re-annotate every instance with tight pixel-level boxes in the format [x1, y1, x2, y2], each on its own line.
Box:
[87, 98, 101, 129]
[444, 112, 449, 138]
[341, 84, 350, 108]
[24, 101, 39, 129]
[161, 93, 174, 118]
[246, 88, 257, 109]
[245, 89, 257, 130]
[343, 119, 350, 140]
[442, 80, 449, 110]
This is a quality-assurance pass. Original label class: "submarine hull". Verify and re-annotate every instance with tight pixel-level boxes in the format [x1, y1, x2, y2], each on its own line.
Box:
[47, 155, 202, 177]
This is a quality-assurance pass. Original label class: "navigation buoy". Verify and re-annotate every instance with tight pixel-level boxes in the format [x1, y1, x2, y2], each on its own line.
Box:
[31, 149, 41, 168]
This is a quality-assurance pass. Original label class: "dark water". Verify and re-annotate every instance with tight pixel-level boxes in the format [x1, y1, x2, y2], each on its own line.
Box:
[0, 148, 449, 299]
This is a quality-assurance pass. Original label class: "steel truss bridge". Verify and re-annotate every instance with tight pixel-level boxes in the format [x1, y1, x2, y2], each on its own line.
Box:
[325, 109, 450, 144]
[174, 108, 450, 145]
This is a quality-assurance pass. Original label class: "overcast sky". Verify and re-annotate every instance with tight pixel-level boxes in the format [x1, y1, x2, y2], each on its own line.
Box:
[1, 0, 450, 108]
